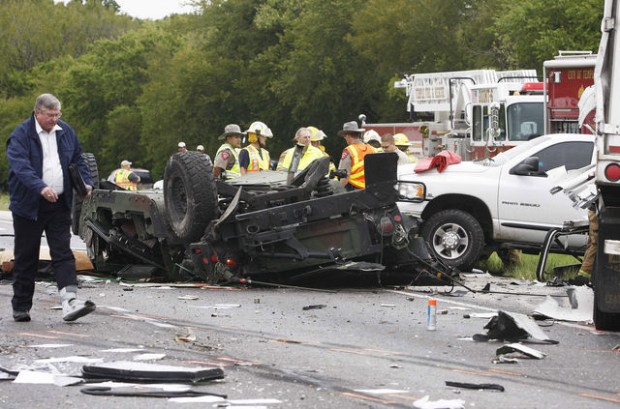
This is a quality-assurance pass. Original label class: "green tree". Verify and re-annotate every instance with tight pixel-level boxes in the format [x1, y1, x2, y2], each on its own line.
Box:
[493, 0, 603, 69]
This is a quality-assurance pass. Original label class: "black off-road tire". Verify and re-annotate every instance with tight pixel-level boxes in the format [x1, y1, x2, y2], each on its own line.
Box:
[421, 209, 485, 272]
[71, 153, 99, 235]
[164, 151, 218, 243]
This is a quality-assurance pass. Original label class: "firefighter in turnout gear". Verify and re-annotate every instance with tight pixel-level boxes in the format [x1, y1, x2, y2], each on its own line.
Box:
[213, 124, 244, 179]
[337, 121, 376, 190]
[239, 121, 272, 175]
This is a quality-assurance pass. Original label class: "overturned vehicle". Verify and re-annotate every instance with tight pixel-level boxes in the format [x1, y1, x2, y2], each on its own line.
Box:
[75, 152, 442, 284]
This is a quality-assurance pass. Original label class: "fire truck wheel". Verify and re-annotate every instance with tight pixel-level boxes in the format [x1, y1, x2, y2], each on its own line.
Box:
[421, 209, 485, 272]
[164, 151, 218, 243]
[71, 152, 99, 236]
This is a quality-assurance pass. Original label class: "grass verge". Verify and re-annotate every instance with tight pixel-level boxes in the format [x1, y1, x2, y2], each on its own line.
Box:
[476, 251, 582, 282]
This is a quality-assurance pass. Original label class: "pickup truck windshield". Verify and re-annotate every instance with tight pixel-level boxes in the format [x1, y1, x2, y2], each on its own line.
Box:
[481, 135, 551, 167]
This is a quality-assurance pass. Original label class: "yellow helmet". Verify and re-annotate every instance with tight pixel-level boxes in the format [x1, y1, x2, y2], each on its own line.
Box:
[308, 126, 326, 142]
[394, 133, 411, 146]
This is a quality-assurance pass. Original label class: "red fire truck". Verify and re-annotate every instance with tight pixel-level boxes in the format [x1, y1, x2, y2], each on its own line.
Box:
[543, 51, 596, 134]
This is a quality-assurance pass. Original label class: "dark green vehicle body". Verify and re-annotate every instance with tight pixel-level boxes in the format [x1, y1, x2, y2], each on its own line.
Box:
[76, 152, 434, 283]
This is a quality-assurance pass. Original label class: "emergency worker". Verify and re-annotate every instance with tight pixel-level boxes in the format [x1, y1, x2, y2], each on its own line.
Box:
[308, 126, 336, 172]
[337, 121, 376, 190]
[239, 121, 271, 175]
[213, 124, 244, 178]
[177, 142, 187, 153]
[114, 160, 141, 190]
[277, 127, 325, 173]
[363, 130, 382, 152]
[381, 133, 410, 165]
[394, 133, 417, 163]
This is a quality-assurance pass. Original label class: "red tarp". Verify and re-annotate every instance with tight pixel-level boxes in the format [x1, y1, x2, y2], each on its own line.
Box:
[414, 151, 462, 173]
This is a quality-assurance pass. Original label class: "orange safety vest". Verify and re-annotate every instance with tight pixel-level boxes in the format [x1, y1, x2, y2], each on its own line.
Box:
[346, 143, 376, 189]
[115, 168, 138, 190]
[244, 144, 270, 172]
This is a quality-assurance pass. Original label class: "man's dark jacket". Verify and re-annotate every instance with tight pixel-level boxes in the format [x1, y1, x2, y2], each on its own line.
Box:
[6, 113, 93, 220]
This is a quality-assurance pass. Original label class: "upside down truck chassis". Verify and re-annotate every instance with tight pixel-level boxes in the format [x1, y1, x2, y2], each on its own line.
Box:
[76, 152, 441, 285]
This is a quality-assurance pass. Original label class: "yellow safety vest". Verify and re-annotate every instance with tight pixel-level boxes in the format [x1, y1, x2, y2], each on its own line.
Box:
[215, 143, 241, 177]
[346, 143, 376, 189]
[280, 145, 325, 172]
[115, 168, 138, 190]
[243, 144, 270, 172]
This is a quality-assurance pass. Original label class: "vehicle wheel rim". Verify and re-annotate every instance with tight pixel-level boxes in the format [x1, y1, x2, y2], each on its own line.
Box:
[432, 222, 469, 260]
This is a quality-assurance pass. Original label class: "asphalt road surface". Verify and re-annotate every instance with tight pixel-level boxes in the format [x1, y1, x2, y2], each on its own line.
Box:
[0, 211, 619, 408]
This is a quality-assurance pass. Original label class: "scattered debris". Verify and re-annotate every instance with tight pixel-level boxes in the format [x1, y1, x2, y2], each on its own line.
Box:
[13, 370, 82, 386]
[533, 286, 594, 322]
[175, 328, 197, 343]
[81, 386, 227, 399]
[445, 381, 505, 392]
[473, 311, 557, 344]
[492, 355, 519, 364]
[81, 361, 224, 383]
[302, 304, 327, 311]
[178, 295, 199, 301]
[495, 343, 546, 360]
[413, 395, 465, 409]
[34, 356, 103, 365]
[463, 312, 496, 319]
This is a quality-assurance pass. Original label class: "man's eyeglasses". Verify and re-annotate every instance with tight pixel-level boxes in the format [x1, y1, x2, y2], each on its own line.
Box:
[381, 145, 390, 149]
[41, 111, 62, 119]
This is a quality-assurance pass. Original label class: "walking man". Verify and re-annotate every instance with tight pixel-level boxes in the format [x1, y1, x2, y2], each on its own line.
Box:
[7, 93, 96, 322]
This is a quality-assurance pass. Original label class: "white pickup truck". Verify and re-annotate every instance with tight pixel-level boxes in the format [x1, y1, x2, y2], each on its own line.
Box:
[397, 134, 595, 270]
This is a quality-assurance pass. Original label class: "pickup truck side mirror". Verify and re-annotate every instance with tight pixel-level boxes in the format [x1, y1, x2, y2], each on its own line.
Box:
[510, 156, 543, 176]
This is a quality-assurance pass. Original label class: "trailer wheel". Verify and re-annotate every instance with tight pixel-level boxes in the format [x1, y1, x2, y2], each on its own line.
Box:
[71, 153, 99, 236]
[164, 152, 218, 243]
[593, 261, 620, 330]
[421, 209, 485, 272]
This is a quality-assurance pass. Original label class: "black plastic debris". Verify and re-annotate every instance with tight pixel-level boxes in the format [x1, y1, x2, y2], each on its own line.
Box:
[302, 304, 327, 311]
[0, 366, 18, 381]
[81, 361, 224, 383]
[445, 381, 505, 392]
[473, 311, 558, 344]
[81, 386, 227, 399]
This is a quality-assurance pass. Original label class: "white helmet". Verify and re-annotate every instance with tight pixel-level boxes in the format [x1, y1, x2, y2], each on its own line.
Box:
[363, 130, 381, 144]
[263, 127, 273, 138]
[245, 121, 269, 136]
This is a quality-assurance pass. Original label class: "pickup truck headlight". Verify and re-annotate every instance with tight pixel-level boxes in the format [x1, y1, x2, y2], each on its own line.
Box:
[397, 181, 425, 202]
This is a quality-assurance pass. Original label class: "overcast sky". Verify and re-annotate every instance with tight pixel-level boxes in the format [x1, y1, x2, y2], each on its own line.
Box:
[115, 0, 196, 20]
[56, 0, 196, 20]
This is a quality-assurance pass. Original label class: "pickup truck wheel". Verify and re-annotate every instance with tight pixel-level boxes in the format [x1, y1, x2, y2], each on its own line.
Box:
[421, 209, 484, 271]
[164, 152, 218, 243]
[71, 153, 99, 236]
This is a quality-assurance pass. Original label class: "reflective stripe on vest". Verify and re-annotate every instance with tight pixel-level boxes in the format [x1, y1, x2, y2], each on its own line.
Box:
[115, 168, 137, 190]
[347, 143, 375, 189]
[281, 145, 325, 171]
[216, 143, 241, 177]
[244, 145, 270, 172]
